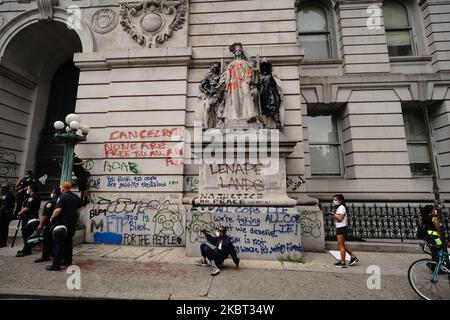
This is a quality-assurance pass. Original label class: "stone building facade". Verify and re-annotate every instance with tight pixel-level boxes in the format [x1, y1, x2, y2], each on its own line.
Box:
[0, 0, 449, 251]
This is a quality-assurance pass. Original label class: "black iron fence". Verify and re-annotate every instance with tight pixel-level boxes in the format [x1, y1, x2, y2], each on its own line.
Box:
[322, 204, 450, 242]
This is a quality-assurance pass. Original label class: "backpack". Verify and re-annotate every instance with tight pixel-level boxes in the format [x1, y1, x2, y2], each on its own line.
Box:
[416, 223, 427, 240]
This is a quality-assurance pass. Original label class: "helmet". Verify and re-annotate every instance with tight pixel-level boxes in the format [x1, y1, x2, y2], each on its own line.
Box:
[24, 218, 40, 234]
[53, 225, 67, 242]
[27, 229, 44, 246]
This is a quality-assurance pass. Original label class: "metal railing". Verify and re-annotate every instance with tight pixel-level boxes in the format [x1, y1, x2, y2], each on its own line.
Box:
[322, 204, 450, 242]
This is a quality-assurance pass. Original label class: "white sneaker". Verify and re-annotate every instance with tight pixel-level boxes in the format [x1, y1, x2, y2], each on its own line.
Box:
[211, 266, 220, 276]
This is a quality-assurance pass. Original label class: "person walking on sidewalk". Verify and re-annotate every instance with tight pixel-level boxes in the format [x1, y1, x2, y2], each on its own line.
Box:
[196, 226, 240, 276]
[46, 182, 82, 271]
[330, 194, 358, 268]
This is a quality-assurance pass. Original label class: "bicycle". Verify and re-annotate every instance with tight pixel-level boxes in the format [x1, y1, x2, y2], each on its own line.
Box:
[408, 242, 450, 300]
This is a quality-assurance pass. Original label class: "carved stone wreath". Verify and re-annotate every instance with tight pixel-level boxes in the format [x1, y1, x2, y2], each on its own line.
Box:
[119, 0, 188, 48]
[92, 9, 118, 34]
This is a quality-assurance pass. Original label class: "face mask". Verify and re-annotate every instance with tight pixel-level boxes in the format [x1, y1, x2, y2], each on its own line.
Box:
[26, 190, 31, 195]
[215, 231, 220, 237]
[24, 175, 30, 178]
[50, 193, 56, 199]
[333, 200, 339, 206]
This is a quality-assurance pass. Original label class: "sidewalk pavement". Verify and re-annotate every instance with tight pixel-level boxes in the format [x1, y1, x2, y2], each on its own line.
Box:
[0, 243, 425, 300]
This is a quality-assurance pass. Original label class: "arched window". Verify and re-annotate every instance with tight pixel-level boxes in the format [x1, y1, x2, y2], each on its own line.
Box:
[383, 0, 414, 56]
[297, 4, 331, 59]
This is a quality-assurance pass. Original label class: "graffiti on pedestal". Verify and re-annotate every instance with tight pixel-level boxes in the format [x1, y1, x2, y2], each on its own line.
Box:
[299, 211, 322, 238]
[286, 176, 305, 192]
[187, 206, 302, 257]
[186, 209, 215, 243]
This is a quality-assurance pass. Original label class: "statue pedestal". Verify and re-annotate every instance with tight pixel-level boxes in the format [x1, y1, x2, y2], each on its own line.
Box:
[186, 129, 302, 261]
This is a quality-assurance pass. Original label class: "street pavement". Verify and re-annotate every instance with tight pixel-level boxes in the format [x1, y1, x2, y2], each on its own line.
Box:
[0, 242, 425, 300]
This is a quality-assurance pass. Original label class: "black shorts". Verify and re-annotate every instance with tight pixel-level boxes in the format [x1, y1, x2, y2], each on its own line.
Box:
[336, 226, 348, 237]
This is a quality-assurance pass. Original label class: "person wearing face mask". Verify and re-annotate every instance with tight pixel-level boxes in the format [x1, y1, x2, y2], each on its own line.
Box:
[16, 184, 41, 257]
[329, 194, 358, 268]
[196, 226, 240, 276]
[14, 170, 36, 218]
[31, 188, 62, 263]
[0, 184, 16, 247]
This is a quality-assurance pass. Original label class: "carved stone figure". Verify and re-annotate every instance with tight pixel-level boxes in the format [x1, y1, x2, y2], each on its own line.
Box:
[259, 59, 283, 129]
[217, 42, 262, 126]
[199, 43, 285, 130]
[198, 62, 224, 129]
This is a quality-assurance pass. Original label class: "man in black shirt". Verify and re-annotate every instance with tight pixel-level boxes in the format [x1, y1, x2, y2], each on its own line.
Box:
[33, 188, 62, 263]
[196, 226, 240, 276]
[0, 184, 16, 247]
[47, 182, 82, 271]
[14, 170, 36, 217]
[73, 155, 90, 205]
[16, 184, 41, 257]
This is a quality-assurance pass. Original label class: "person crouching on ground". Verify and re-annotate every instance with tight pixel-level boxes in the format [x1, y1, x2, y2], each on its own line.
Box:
[196, 226, 240, 276]
[330, 194, 358, 268]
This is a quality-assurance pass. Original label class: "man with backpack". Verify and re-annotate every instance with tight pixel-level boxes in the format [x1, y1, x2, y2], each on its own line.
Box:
[418, 205, 447, 260]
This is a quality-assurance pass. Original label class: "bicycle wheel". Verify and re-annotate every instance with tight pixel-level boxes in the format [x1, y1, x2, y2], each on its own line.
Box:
[408, 258, 450, 300]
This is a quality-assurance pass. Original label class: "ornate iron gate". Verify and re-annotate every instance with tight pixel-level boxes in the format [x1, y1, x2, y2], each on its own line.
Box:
[323, 204, 450, 242]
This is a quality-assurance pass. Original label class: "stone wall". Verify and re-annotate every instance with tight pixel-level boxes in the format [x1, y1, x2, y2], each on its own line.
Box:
[0, 0, 450, 251]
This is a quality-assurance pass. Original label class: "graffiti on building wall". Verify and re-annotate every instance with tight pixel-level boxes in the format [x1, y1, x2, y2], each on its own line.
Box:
[85, 193, 185, 247]
[286, 176, 306, 192]
[86, 176, 181, 192]
[104, 127, 185, 167]
[184, 176, 199, 192]
[108, 128, 184, 141]
[103, 160, 139, 174]
[0, 149, 19, 184]
[187, 206, 302, 257]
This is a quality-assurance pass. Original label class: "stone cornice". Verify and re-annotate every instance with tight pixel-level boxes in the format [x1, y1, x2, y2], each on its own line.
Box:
[334, 0, 382, 10]
[300, 75, 450, 104]
[192, 44, 304, 67]
[74, 47, 193, 70]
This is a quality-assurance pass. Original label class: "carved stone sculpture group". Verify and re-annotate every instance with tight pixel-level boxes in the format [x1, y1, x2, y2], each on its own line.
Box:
[198, 43, 284, 130]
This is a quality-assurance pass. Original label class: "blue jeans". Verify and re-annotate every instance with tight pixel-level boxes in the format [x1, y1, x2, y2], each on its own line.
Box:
[200, 243, 223, 265]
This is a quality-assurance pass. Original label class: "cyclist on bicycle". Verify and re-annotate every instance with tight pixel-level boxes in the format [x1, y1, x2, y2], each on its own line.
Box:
[419, 205, 446, 260]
